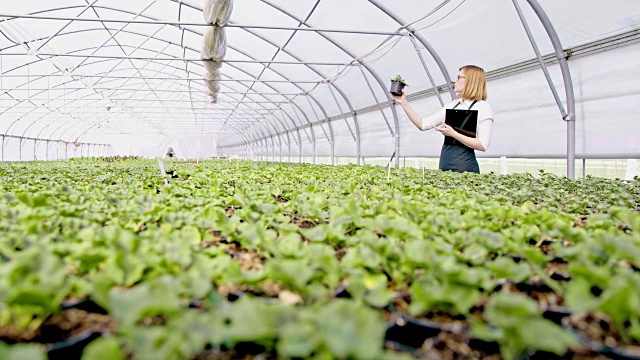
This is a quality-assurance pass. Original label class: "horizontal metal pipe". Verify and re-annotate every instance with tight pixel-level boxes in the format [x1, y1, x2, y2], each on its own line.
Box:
[0, 13, 406, 36]
[0, 110, 278, 114]
[1, 88, 302, 95]
[0, 73, 321, 83]
[0, 52, 355, 66]
[0, 100, 288, 105]
[0, 132, 106, 144]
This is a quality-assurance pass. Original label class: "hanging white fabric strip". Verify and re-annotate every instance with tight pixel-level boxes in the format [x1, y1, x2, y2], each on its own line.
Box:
[203, 0, 234, 26]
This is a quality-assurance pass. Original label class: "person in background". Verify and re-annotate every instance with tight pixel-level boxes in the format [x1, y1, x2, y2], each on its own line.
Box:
[392, 65, 494, 173]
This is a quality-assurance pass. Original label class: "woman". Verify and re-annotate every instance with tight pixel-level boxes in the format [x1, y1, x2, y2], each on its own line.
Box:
[392, 65, 494, 173]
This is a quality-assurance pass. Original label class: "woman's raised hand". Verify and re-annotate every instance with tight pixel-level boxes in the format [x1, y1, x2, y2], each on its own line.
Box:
[391, 90, 407, 105]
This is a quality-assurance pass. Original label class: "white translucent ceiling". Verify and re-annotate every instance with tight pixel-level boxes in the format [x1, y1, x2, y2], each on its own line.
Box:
[0, 0, 639, 149]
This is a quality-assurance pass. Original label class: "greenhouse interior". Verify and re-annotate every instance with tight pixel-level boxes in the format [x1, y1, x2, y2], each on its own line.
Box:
[1, 1, 639, 359]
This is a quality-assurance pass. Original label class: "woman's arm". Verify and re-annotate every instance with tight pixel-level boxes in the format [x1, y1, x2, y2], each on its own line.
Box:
[399, 102, 424, 130]
[392, 91, 445, 131]
[435, 119, 493, 152]
[392, 91, 422, 129]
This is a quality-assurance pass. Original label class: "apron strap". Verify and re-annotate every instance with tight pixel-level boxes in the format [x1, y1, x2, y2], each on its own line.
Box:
[459, 101, 479, 131]
[450, 100, 479, 147]
[452, 100, 478, 110]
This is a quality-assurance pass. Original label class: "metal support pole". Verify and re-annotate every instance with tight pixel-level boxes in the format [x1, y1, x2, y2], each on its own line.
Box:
[291, 105, 315, 164]
[361, 66, 401, 168]
[273, 136, 277, 162]
[409, 34, 445, 107]
[326, 85, 356, 140]
[287, 132, 292, 163]
[272, 109, 302, 164]
[270, 113, 293, 163]
[299, 129, 303, 164]
[325, 84, 356, 165]
[367, 0, 456, 100]
[515, 0, 576, 179]
[357, 65, 394, 137]
[512, 1, 568, 117]
[261, 0, 400, 167]
[304, 95, 334, 166]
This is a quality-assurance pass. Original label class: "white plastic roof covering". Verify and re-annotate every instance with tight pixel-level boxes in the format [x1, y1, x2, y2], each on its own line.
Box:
[1, 0, 639, 168]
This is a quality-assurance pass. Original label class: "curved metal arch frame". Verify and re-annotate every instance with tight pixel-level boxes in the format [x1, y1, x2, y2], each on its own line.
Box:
[169, 0, 359, 163]
[519, 0, 576, 180]
[46, 3, 341, 156]
[247, 0, 575, 174]
[1, 1, 575, 174]
[274, 109, 303, 163]
[15, 58, 226, 140]
[0, 19, 336, 158]
[59, 97, 296, 158]
[241, 0, 404, 167]
[2, 3, 371, 162]
[367, 0, 455, 101]
[268, 110, 296, 162]
[6, 44, 326, 159]
[27, 77, 281, 144]
[213, 0, 320, 142]
[2, 46, 308, 144]
[0, 56, 174, 139]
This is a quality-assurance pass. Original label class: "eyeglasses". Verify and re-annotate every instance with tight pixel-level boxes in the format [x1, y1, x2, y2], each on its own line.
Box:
[456, 75, 466, 80]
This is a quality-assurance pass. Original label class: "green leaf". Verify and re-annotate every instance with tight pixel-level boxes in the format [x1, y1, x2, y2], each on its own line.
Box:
[315, 301, 385, 359]
[484, 293, 539, 327]
[301, 224, 329, 242]
[7, 288, 58, 314]
[0, 343, 46, 360]
[564, 278, 600, 313]
[81, 337, 125, 360]
[278, 321, 321, 358]
[266, 259, 314, 292]
[487, 257, 531, 283]
[179, 226, 202, 245]
[515, 318, 579, 355]
[109, 278, 181, 326]
[483, 293, 578, 359]
[598, 276, 640, 327]
[222, 298, 281, 343]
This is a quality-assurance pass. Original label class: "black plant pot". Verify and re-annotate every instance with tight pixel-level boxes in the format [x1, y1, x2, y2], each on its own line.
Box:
[47, 331, 104, 360]
[385, 315, 443, 349]
[389, 80, 406, 97]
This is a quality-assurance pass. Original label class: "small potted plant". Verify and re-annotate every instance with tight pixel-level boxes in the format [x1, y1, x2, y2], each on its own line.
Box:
[390, 75, 408, 96]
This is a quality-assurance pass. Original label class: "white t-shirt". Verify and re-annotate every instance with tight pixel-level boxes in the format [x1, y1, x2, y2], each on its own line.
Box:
[421, 99, 495, 151]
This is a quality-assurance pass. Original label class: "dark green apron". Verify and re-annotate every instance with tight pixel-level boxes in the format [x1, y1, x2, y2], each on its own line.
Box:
[439, 101, 480, 174]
